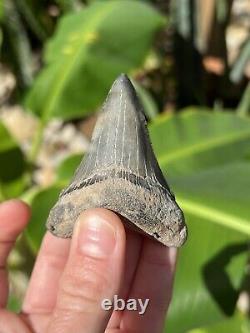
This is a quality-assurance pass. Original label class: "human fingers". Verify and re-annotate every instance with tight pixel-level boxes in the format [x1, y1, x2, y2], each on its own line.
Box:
[0, 200, 30, 308]
[120, 238, 177, 333]
[0, 309, 32, 333]
[23, 232, 70, 313]
[107, 228, 142, 329]
[22, 232, 70, 332]
[47, 208, 126, 333]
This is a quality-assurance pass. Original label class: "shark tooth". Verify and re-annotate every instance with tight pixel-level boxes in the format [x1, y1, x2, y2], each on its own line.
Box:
[46, 74, 187, 247]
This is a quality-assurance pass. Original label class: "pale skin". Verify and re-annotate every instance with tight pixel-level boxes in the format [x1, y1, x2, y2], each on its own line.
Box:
[0, 200, 177, 333]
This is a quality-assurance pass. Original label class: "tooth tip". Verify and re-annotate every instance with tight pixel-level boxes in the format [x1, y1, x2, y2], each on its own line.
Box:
[117, 73, 129, 80]
[113, 73, 132, 88]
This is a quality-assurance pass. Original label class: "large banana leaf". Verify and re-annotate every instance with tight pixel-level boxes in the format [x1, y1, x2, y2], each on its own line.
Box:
[25, 0, 165, 121]
[150, 109, 250, 177]
[165, 163, 249, 332]
[149, 111, 250, 332]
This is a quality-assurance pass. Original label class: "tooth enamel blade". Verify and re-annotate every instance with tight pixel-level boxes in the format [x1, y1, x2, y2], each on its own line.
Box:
[72, 74, 169, 189]
[46, 74, 188, 247]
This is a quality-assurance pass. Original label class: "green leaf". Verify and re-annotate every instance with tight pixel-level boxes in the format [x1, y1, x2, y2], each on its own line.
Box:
[26, 0, 165, 121]
[188, 311, 250, 333]
[55, 0, 82, 12]
[0, 121, 17, 151]
[166, 210, 248, 332]
[132, 81, 159, 119]
[149, 111, 250, 332]
[0, 0, 3, 21]
[56, 153, 83, 182]
[0, 176, 27, 199]
[7, 294, 22, 313]
[164, 163, 250, 332]
[173, 163, 250, 235]
[24, 154, 84, 253]
[25, 185, 63, 254]
[150, 109, 250, 177]
[0, 121, 26, 199]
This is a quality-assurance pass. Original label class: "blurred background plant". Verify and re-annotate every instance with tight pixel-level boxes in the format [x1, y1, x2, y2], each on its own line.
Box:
[0, 0, 250, 332]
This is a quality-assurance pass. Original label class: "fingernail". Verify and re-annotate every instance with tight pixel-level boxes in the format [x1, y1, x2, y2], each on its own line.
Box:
[77, 214, 116, 259]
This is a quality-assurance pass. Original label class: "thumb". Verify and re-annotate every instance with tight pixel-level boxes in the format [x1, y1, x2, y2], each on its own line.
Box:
[47, 208, 126, 333]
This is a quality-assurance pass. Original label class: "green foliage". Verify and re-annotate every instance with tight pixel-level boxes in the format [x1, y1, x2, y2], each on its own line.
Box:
[150, 110, 250, 177]
[189, 312, 250, 333]
[55, 0, 82, 13]
[0, 1, 249, 332]
[7, 294, 22, 312]
[132, 80, 159, 119]
[171, 0, 248, 105]
[26, 0, 165, 121]
[149, 111, 250, 332]
[24, 154, 83, 252]
[56, 153, 83, 182]
[0, 121, 26, 199]
[0, 0, 4, 21]
[25, 185, 63, 253]
[167, 162, 249, 332]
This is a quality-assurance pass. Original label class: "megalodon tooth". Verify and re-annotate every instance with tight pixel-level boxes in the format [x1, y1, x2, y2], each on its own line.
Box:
[46, 74, 187, 247]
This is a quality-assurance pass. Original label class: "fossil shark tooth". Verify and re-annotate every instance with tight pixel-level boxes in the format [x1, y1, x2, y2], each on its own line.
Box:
[46, 74, 187, 247]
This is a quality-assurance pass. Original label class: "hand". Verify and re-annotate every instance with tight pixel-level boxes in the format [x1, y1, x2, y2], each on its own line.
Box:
[0, 200, 177, 333]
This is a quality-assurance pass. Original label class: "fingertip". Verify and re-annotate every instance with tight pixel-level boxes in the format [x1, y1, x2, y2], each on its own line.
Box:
[0, 199, 30, 215]
[70, 208, 126, 263]
[0, 199, 31, 230]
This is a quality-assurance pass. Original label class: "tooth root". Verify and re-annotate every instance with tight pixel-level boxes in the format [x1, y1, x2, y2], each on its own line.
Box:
[46, 74, 187, 247]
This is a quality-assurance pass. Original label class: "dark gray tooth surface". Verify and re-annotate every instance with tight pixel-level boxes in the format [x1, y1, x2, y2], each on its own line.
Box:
[46, 74, 187, 247]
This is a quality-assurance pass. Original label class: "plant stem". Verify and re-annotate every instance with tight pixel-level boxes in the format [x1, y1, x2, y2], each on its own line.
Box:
[4, 0, 33, 88]
[28, 119, 46, 163]
[237, 82, 250, 117]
